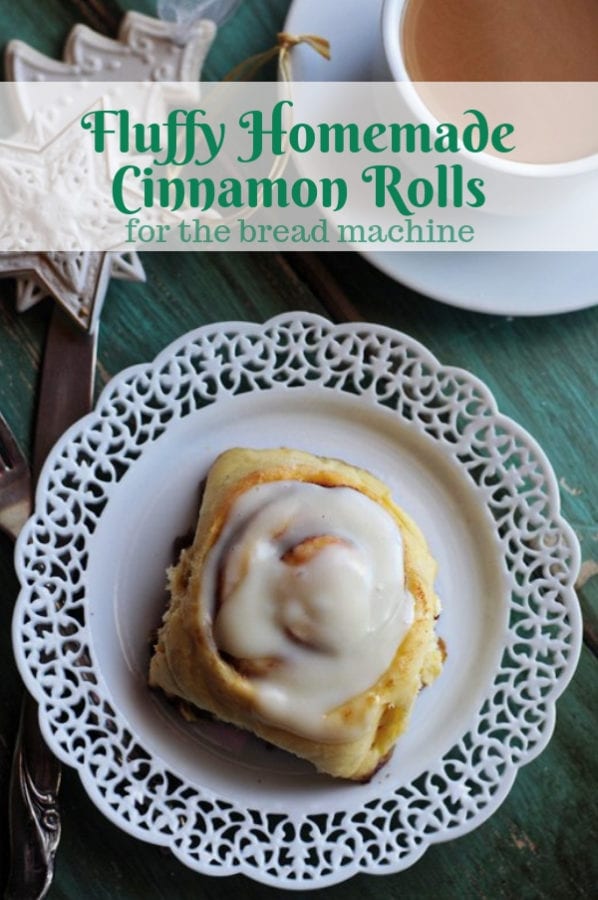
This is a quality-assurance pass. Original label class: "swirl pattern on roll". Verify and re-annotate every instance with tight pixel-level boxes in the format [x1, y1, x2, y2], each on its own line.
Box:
[202, 480, 415, 742]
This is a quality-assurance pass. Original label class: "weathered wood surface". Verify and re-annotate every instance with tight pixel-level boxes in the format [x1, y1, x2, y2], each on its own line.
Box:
[0, 1, 596, 897]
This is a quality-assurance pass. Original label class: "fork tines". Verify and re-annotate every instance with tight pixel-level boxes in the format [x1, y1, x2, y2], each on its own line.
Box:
[0, 412, 24, 473]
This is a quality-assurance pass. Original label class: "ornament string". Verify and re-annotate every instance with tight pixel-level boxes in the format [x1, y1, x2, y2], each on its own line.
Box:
[223, 32, 331, 82]
[156, 0, 332, 233]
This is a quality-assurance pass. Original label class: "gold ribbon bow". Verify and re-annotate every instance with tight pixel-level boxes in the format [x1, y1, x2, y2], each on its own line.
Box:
[224, 32, 331, 82]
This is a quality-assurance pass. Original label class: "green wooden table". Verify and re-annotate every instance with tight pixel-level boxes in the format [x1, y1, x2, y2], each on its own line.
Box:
[0, 1, 596, 897]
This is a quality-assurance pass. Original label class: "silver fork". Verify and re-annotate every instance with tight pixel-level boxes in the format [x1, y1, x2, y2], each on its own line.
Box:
[0, 411, 61, 900]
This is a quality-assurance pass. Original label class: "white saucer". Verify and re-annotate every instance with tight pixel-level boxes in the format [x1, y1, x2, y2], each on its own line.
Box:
[284, 0, 598, 316]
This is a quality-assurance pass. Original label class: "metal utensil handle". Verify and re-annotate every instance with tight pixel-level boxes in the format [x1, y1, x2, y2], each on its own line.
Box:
[6, 307, 97, 899]
[5, 699, 61, 900]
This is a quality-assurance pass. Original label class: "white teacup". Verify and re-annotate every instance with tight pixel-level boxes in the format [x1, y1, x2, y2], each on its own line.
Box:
[378, 0, 598, 215]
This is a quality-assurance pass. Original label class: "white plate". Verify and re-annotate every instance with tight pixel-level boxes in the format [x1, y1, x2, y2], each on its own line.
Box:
[284, 0, 598, 317]
[13, 314, 581, 888]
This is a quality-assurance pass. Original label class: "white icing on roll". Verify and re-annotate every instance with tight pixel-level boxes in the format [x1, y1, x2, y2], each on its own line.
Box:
[203, 481, 414, 742]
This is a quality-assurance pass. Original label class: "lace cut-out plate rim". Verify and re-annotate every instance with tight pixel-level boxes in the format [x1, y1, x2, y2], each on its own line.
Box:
[12, 313, 582, 889]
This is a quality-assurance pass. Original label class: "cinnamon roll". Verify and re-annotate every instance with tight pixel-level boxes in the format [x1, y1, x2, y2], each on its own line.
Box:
[149, 447, 444, 781]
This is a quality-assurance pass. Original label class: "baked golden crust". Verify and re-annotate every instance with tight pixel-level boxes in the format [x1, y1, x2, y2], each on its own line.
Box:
[149, 447, 444, 781]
